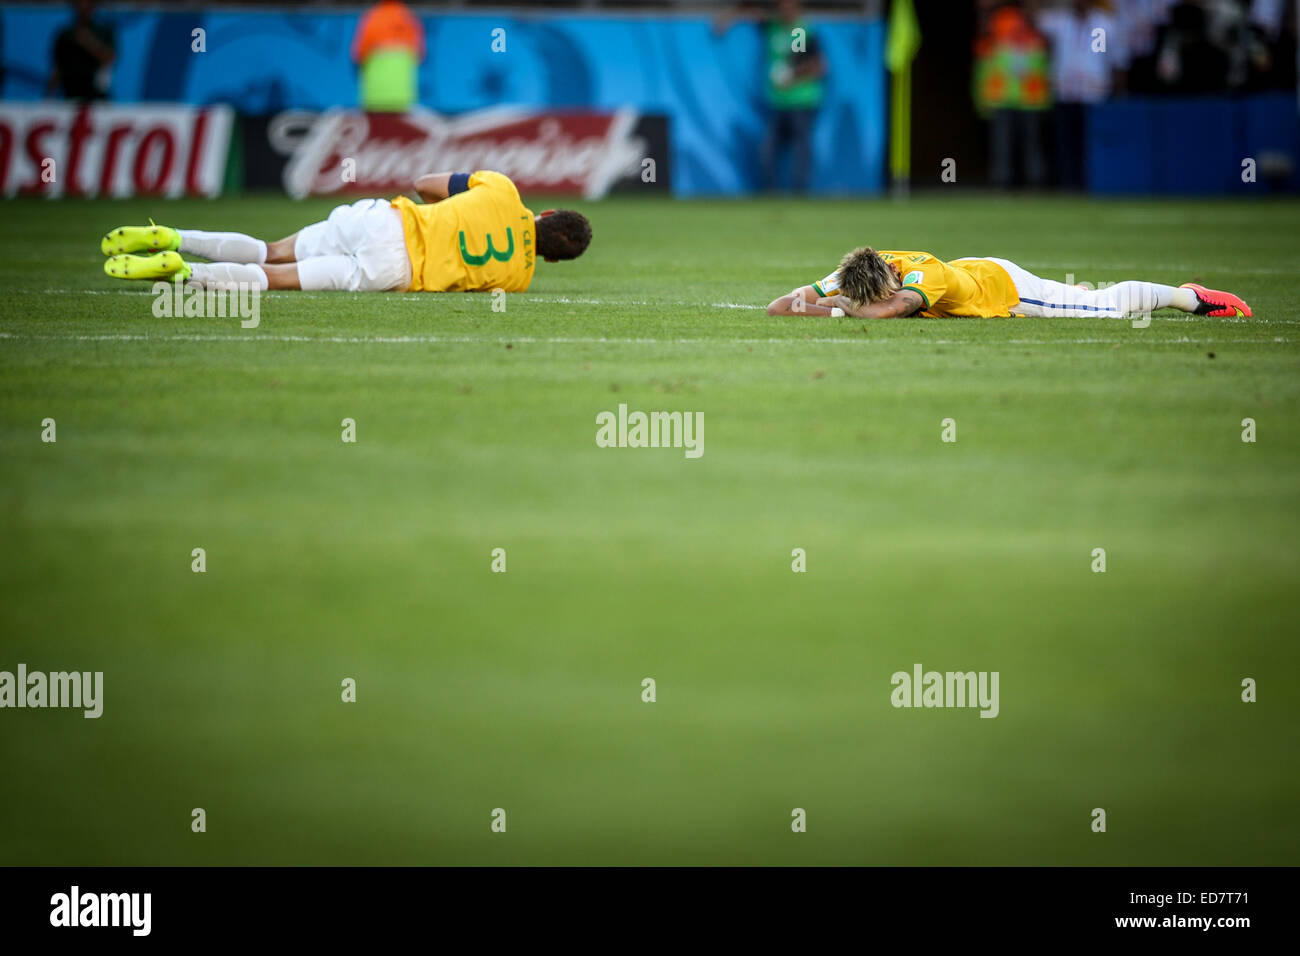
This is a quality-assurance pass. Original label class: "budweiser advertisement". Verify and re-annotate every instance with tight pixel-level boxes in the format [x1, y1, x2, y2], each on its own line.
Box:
[243, 107, 669, 199]
[0, 102, 233, 199]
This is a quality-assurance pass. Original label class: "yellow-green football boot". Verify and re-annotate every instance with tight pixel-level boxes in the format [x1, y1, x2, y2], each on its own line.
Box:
[100, 219, 181, 256]
[103, 251, 191, 282]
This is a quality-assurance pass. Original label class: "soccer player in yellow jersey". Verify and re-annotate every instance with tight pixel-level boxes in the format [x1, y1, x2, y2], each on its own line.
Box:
[767, 247, 1251, 319]
[98, 170, 591, 293]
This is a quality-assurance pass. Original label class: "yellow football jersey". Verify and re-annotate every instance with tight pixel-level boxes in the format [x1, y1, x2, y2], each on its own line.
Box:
[813, 250, 1020, 317]
[391, 170, 536, 293]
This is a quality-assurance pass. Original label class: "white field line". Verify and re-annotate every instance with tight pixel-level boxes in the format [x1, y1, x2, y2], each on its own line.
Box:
[0, 331, 1288, 346]
[15, 286, 1294, 316]
[19, 289, 667, 304]
[1017, 263, 1299, 276]
[6, 291, 1295, 331]
[15, 289, 729, 308]
[10, 290, 1300, 327]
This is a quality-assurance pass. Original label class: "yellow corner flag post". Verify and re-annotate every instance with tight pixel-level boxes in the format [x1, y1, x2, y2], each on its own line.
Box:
[886, 0, 922, 198]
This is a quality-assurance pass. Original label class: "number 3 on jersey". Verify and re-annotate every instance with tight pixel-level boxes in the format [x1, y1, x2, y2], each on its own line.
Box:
[459, 228, 515, 266]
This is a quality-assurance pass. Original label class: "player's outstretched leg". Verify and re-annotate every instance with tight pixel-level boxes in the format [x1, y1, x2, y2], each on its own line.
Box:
[175, 229, 268, 264]
[101, 223, 270, 265]
[104, 252, 277, 291]
[185, 262, 301, 290]
[185, 261, 273, 290]
[1090, 281, 1186, 317]
[1077, 281, 1252, 318]
[992, 260, 1252, 318]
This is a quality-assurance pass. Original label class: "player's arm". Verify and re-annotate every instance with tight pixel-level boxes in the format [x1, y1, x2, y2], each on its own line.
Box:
[817, 289, 925, 319]
[766, 285, 840, 316]
[413, 171, 471, 203]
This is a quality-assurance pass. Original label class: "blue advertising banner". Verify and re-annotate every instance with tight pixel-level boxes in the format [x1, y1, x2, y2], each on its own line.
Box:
[1, 5, 886, 196]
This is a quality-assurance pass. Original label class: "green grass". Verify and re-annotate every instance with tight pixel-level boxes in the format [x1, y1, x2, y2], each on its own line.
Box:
[1, 194, 1298, 865]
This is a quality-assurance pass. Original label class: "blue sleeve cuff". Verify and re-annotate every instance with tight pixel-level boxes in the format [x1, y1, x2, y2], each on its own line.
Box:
[448, 172, 471, 196]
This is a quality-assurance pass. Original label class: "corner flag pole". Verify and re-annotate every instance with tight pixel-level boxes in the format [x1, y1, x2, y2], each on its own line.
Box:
[890, 62, 911, 198]
[886, 0, 921, 198]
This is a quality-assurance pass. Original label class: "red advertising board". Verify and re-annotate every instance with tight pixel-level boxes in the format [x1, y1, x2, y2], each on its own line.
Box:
[0, 103, 233, 198]
[264, 107, 654, 200]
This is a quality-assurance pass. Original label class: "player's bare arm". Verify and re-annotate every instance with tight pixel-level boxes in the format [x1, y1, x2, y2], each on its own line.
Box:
[766, 285, 839, 316]
[817, 289, 923, 319]
[413, 172, 454, 202]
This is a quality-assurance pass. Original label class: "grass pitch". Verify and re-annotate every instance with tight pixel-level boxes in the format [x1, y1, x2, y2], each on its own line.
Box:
[1, 194, 1298, 865]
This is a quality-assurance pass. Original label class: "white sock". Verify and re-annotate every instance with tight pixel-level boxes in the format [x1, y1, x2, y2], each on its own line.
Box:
[1169, 286, 1199, 312]
[179, 230, 267, 264]
[189, 262, 269, 291]
[1091, 281, 1189, 315]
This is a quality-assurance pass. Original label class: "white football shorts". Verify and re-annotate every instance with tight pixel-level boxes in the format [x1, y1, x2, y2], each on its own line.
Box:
[293, 198, 412, 293]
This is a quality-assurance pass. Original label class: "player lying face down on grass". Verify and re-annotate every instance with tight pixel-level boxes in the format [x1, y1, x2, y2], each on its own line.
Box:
[99, 170, 592, 293]
[766, 247, 1252, 319]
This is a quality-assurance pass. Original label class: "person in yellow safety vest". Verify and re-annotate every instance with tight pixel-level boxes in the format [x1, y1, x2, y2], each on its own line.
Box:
[352, 0, 426, 112]
[973, 2, 1051, 189]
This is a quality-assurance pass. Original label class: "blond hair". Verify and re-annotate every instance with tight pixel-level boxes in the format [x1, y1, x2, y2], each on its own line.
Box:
[836, 246, 900, 305]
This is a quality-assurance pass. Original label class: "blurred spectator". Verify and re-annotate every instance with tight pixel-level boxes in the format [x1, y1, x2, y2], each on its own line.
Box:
[1206, 0, 1280, 90]
[46, 0, 115, 101]
[1152, 1, 1232, 92]
[1037, 0, 1128, 190]
[1247, 0, 1298, 91]
[1118, 0, 1177, 92]
[1248, 0, 1287, 42]
[352, 0, 425, 112]
[760, 0, 826, 192]
[715, 0, 828, 193]
[974, 2, 1051, 188]
[1119, 0, 1293, 94]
